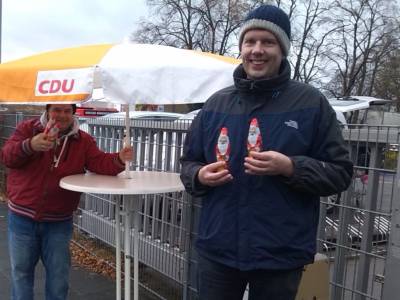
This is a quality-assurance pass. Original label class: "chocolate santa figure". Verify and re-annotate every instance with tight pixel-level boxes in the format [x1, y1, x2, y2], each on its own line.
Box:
[44, 119, 61, 145]
[215, 127, 230, 170]
[247, 118, 262, 154]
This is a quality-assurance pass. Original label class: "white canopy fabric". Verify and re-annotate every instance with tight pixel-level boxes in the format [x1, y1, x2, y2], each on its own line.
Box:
[0, 42, 240, 105]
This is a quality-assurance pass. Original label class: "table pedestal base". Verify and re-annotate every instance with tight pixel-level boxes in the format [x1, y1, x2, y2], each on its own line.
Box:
[115, 195, 139, 300]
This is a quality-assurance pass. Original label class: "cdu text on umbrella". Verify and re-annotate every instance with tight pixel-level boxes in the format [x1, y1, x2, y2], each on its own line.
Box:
[37, 79, 75, 95]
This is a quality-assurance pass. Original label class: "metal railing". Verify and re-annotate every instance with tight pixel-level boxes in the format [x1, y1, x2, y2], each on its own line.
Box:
[1, 112, 399, 300]
[318, 125, 399, 300]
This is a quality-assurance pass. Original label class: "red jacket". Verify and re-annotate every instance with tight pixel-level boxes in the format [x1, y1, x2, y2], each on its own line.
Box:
[1, 118, 125, 221]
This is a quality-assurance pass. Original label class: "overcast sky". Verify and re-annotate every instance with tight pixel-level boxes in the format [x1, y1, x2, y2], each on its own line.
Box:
[2, 0, 148, 62]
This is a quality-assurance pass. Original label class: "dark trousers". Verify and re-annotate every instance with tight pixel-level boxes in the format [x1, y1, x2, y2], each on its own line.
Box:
[198, 255, 303, 300]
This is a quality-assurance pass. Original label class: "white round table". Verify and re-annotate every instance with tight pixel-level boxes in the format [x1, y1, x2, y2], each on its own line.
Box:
[60, 171, 184, 300]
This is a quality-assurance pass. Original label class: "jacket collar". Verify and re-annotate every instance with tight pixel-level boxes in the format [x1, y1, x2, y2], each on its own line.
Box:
[233, 59, 291, 94]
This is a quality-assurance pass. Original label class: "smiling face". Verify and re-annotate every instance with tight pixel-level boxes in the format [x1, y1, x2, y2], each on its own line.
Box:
[47, 104, 74, 132]
[241, 29, 283, 80]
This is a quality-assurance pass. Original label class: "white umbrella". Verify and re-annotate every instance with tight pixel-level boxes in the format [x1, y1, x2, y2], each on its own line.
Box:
[0, 42, 241, 174]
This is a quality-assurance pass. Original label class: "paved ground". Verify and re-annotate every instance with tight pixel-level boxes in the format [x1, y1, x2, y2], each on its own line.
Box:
[0, 202, 156, 300]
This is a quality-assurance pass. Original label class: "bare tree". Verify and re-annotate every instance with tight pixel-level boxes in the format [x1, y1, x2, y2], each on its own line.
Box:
[324, 0, 398, 96]
[269, 0, 341, 85]
[131, 0, 400, 98]
[288, 0, 337, 83]
[131, 0, 200, 49]
[131, 0, 263, 55]
[196, 0, 265, 54]
[374, 45, 400, 110]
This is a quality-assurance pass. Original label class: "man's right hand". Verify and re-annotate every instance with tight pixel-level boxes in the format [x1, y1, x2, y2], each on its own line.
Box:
[197, 161, 233, 187]
[30, 133, 54, 152]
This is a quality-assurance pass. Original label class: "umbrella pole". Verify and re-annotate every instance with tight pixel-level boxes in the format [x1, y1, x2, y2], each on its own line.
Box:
[124, 105, 138, 300]
[124, 104, 132, 178]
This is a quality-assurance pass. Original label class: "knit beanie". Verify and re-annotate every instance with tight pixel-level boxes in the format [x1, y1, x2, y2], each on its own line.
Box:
[238, 5, 291, 56]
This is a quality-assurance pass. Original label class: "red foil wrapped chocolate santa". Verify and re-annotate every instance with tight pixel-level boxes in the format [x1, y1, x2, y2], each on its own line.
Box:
[215, 127, 230, 170]
[44, 118, 61, 143]
[247, 118, 262, 154]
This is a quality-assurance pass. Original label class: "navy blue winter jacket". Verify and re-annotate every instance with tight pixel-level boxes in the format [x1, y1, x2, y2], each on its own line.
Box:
[180, 60, 353, 271]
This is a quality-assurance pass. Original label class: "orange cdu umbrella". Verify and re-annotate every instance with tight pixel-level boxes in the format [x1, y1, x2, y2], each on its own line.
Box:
[0, 42, 241, 173]
[0, 42, 240, 105]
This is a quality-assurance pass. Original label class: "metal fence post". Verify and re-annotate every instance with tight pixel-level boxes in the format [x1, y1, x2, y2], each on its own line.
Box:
[317, 198, 328, 253]
[182, 192, 193, 300]
[355, 144, 381, 300]
[330, 188, 354, 300]
[16, 111, 24, 124]
[382, 133, 400, 299]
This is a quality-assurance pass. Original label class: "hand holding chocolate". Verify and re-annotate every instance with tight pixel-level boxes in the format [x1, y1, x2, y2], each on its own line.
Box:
[44, 119, 60, 142]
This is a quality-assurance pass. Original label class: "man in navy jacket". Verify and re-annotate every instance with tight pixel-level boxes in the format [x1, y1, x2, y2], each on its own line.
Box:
[180, 4, 353, 300]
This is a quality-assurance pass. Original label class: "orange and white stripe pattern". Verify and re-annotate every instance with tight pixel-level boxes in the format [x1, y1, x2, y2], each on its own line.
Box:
[0, 43, 240, 105]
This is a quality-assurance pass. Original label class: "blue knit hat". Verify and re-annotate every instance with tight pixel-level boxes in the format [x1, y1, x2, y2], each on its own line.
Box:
[238, 5, 291, 56]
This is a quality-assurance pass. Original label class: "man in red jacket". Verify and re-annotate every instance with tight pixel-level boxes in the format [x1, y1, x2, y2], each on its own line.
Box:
[1, 104, 133, 300]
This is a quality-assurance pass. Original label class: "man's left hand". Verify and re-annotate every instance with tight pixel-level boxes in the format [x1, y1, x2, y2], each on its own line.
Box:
[244, 150, 294, 177]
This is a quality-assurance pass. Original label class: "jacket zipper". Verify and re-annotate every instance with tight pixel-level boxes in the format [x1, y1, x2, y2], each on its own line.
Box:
[36, 149, 56, 220]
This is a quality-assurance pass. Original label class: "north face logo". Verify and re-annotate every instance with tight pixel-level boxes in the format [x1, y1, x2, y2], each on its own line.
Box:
[284, 120, 298, 129]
